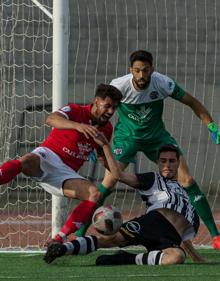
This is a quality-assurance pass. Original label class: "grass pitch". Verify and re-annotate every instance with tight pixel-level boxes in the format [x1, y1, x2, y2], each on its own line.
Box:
[0, 249, 220, 281]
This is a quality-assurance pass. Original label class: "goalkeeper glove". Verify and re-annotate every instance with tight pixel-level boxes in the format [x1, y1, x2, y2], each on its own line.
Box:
[208, 122, 220, 144]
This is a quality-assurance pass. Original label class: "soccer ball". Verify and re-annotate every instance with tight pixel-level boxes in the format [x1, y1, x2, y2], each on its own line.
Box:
[92, 205, 123, 235]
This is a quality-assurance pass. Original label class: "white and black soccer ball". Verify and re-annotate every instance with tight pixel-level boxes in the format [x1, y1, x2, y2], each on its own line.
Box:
[92, 205, 123, 235]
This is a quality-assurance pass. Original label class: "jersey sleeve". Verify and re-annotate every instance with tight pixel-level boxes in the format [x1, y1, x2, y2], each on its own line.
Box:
[57, 104, 79, 120]
[170, 82, 185, 101]
[135, 172, 155, 190]
[110, 74, 131, 98]
[154, 73, 185, 101]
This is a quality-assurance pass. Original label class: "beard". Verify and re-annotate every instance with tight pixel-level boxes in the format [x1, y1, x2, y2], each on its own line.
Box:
[133, 77, 151, 90]
[92, 115, 110, 126]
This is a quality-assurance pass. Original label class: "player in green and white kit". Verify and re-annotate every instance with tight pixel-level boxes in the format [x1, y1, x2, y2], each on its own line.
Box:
[111, 71, 183, 163]
[76, 50, 220, 250]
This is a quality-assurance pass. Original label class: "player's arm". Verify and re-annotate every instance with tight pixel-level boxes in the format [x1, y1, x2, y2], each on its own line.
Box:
[102, 144, 139, 186]
[93, 133, 139, 186]
[181, 240, 206, 263]
[46, 112, 99, 139]
[180, 92, 213, 125]
[180, 92, 220, 144]
[93, 146, 108, 167]
[91, 131, 120, 177]
[97, 145, 139, 186]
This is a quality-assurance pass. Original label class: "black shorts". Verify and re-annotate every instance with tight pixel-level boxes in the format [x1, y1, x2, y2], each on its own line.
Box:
[119, 210, 182, 251]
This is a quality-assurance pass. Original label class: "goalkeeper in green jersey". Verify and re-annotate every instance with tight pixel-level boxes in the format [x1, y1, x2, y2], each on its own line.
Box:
[76, 50, 220, 250]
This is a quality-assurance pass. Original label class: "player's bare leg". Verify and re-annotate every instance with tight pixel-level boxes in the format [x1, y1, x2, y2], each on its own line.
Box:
[75, 161, 128, 237]
[0, 153, 41, 185]
[46, 179, 101, 245]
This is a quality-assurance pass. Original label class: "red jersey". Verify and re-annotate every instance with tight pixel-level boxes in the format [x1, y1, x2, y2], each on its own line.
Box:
[41, 104, 113, 171]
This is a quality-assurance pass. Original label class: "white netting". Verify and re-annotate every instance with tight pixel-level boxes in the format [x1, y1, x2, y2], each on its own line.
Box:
[0, 0, 53, 249]
[74, 0, 220, 247]
[1, 0, 220, 250]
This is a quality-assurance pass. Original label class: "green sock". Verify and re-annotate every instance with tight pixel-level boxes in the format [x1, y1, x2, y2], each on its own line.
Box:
[186, 182, 219, 237]
[75, 183, 112, 237]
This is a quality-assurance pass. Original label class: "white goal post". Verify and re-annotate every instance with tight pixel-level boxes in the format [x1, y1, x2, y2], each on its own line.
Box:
[0, 0, 69, 250]
[0, 0, 220, 250]
[51, 0, 69, 238]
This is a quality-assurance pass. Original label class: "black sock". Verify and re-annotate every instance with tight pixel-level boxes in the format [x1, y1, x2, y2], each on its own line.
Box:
[96, 250, 164, 265]
[96, 251, 137, 265]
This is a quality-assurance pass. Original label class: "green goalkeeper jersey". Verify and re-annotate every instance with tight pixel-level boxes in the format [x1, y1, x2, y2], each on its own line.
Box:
[110, 71, 185, 142]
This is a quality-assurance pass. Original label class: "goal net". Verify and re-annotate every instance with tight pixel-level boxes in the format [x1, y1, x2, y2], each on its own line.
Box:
[1, 0, 220, 250]
[0, 0, 53, 250]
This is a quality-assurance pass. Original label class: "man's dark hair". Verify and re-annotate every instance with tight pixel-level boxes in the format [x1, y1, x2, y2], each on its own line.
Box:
[95, 83, 122, 102]
[157, 144, 180, 160]
[129, 50, 153, 67]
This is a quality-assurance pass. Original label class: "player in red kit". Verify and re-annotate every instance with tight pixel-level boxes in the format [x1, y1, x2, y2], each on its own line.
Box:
[0, 83, 122, 244]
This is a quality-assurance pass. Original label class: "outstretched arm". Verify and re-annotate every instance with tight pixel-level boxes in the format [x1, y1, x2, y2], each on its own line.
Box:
[92, 133, 139, 187]
[180, 92, 213, 125]
[181, 240, 206, 263]
[180, 92, 220, 144]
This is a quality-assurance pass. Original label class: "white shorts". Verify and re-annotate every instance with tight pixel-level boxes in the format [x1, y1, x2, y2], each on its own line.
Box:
[31, 147, 85, 197]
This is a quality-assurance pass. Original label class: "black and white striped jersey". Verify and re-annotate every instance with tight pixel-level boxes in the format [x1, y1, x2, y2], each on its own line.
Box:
[135, 172, 200, 240]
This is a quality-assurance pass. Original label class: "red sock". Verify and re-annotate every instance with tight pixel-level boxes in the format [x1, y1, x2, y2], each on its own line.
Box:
[0, 160, 22, 184]
[58, 200, 97, 237]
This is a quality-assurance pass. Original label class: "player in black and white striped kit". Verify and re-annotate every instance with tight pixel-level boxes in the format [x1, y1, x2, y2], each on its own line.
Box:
[137, 171, 199, 232]
[44, 137, 201, 265]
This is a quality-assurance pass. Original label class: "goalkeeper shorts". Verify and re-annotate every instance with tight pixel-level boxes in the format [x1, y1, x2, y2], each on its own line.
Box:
[112, 132, 182, 164]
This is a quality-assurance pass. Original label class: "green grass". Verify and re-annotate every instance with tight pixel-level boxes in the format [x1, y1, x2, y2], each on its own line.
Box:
[0, 249, 220, 281]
